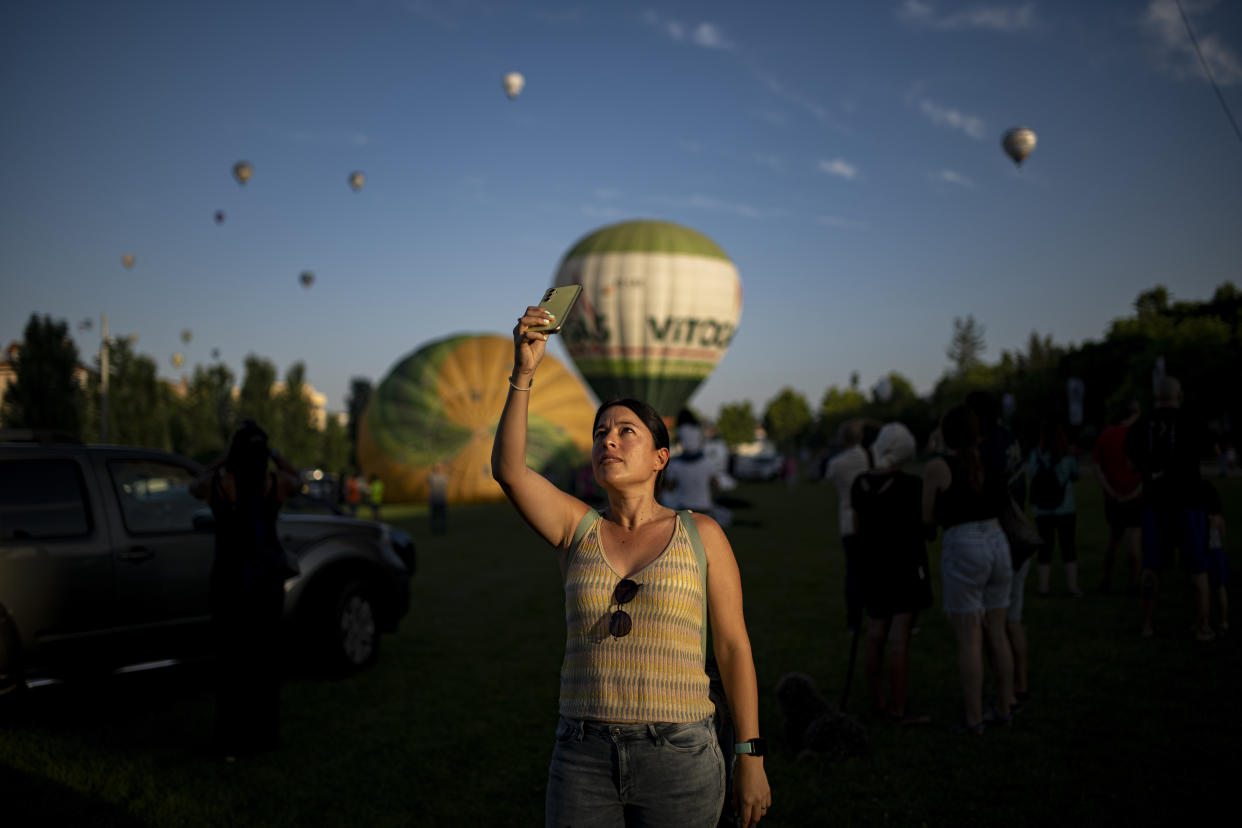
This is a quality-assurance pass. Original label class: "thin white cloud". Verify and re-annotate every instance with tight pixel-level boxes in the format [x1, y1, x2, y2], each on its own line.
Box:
[932, 169, 975, 188]
[896, 1, 1037, 33]
[918, 98, 987, 139]
[816, 215, 870, 230]
[1140, 0, 1242, 86]
[401, 0, 493, 28]
[581, 204, 627, 219]
[534, 8, 584, 25]
[692, 22, 732, 50]
[678, 138, 702, 153]
[594, 188, 621, 200]
[653, 194, 785, 220]
[753, 109, 788, 127]
[642, 11, 732, 50]
[818, 158, 859, 180]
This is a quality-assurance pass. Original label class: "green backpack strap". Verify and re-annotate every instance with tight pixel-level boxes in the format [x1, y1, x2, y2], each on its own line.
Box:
[677, 509, 709, 660]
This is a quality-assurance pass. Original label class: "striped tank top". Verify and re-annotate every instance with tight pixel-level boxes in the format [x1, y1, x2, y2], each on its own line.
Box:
[558, 513, 714, 724]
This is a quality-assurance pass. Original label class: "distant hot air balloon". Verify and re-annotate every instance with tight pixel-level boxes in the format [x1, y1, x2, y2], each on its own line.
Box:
[181, 329, 193, 344]
[78, 318, 93, 332]
[299, 270, 314, 289]
[214, 210, 226, 224]
[502, 72, 525, 99]
[233, 161, 253, 185]
[211, 348, 221, 360]
[553, 220, 743, 417]
[122, 254, 135, 268]
[1001, 127, 1037, 168]
[357, 334, 596, 503]
[349, 171, 366, 192]
[171, 352, 184, 369]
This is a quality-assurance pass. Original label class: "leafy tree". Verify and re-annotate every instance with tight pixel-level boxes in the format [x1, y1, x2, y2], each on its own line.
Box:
[237, 355, 278, 434]
[320, 413, 350, 472]
[175, 363, 236, 463]
[946, 314, 986, 378]
[346, 376, 373, 464]
[276, 362, 318, 468]
[87, 338, 171, 449]
[2, 314, 83, 434]
[715, 401, 757, 447]
[762, 387, 812, 450]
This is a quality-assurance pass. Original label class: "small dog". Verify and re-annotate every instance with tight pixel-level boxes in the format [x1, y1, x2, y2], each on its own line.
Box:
[775, 672, 867, 761]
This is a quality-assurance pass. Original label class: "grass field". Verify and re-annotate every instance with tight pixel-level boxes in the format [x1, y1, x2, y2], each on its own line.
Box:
[2, 473, 1240, 827]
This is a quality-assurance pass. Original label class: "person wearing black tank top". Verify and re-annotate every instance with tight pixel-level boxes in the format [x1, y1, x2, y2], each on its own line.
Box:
[922, 405, 1015, 734]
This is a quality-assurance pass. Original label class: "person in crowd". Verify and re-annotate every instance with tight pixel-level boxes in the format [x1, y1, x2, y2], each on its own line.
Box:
[190, 420, 301, 760]
[1030, 419, 1081, 597]
[1094, 401, 1143, 595]
[922, 404, 1014, 734]
[965, 390, 1031, 710]
[1201, 479, 1230, 634]
[1125, 377, 1212, 640]
[663, 409, 721, 519]
[368, 474, 384, 520]
[825, 419, 872, 633]
[850, 422, 933, 725]
[491, 303, 771, 827]
[428, 462, 449, 535]
[344, 471, 362, 516]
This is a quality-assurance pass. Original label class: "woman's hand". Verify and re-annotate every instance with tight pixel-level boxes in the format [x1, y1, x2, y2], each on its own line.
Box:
[512, 305, 554, 381]
[733, 757, 771, 827]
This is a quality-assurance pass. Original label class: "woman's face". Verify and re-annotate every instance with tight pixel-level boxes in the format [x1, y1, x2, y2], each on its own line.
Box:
[592, 405, 669, 490]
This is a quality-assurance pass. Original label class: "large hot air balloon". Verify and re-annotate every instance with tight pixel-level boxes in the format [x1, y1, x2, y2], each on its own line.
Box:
[299, 270, 314, 289]
[348, 171, 366, 192]
[233, 161, 253, 185]
[553, 220, 742, 417]
[502, 72, 525, 99]
[122, 254, 135, 268]
[1001, 127, 1037, 168]
[358, 334, 596, 503]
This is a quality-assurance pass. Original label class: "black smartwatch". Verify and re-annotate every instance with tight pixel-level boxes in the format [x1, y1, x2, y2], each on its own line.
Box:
[734, 737, 766, 757]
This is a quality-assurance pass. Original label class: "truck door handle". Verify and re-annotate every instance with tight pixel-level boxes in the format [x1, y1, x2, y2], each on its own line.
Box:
[119, 546, 153, 562]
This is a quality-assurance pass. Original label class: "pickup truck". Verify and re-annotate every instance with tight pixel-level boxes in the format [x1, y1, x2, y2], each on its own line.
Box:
[0, 433, 414, 698]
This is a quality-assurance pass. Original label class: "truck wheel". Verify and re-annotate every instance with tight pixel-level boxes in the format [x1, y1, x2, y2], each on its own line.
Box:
[326, 579, 380, 673]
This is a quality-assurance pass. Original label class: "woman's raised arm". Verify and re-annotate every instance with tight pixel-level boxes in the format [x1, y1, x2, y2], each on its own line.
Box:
[491, 305, 589, 548]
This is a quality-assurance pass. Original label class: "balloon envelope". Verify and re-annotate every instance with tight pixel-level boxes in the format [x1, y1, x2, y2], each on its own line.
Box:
[299, 271, 314, 289]
[122, 254, 135, 268]
[553, 220, 742, 417]
[358, 334, 596, 503]
[1001, 127, 1037, 167]
[502, 72, 525, 99]
[349, 171, 366, 191]
[171, 352, 184, 369]
[181, 329, 192, 344]
[233, 161, 253, 185]
[214, 210, 226, 224]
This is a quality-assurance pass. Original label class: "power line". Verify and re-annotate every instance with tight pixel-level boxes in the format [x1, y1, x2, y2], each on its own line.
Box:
[1174, 0, 1242, 145]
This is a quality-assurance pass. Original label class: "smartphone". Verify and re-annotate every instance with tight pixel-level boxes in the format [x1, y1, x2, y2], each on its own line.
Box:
[530, 284, 583, 334]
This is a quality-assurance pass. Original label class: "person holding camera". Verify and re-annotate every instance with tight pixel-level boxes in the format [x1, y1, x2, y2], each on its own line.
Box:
[492, 303, 771, 828]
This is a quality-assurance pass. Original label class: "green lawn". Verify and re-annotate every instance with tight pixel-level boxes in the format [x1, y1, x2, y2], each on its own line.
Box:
[3, 475, 1239, 827]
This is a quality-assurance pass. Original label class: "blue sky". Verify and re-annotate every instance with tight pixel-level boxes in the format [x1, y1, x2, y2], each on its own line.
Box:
[3, 0, 1240, 418]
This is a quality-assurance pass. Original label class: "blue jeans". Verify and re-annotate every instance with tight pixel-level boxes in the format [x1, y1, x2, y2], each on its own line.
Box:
[546, 716, 725, 828]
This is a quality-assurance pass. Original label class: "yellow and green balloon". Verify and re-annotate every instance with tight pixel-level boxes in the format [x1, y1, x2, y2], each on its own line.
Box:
[553, 220, 742, 417]
[358, 334, 596, 503]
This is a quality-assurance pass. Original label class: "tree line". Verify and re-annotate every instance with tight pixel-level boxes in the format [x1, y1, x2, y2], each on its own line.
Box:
[1, 314, 374, 471]
[712, 283, 1242, 456]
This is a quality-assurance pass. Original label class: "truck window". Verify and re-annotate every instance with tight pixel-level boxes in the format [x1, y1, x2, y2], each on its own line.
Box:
[0, 459, 92, 540]
[107, 460, 201, 535]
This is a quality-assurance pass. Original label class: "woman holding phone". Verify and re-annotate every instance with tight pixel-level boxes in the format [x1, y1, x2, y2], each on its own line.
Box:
[492, 303, 771, 828]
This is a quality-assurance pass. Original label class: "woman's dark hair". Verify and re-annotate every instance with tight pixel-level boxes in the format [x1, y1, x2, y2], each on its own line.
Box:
[225, 420, 270, 504]
[964, 390, 1000, 438]
[593, 399, 670, 493]
[1038, 418, 1068, 461]
[941, 404, 984, 492]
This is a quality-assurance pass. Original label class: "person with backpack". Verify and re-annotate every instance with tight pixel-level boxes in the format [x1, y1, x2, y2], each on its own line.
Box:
[1124, 377, 1212, 640]
[492, 302, 771, 827]
[1029, 419, 1081, 597]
